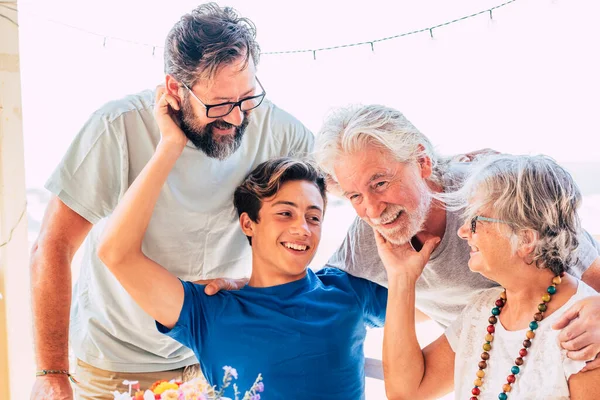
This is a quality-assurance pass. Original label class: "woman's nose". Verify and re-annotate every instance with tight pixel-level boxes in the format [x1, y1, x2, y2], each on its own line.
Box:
[457, 219, 471, 240]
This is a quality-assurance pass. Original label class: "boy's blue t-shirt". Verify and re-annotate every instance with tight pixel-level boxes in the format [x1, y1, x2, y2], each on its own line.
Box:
[156, 267, 387, 399]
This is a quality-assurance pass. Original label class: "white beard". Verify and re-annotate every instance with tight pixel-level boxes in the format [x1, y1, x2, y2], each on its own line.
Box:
[369, 180, 433, 245]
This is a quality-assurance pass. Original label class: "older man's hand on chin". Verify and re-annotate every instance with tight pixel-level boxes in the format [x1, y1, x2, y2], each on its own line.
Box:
[553, 295, 600, 371]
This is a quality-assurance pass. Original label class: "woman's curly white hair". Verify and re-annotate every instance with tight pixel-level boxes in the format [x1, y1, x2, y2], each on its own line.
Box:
[444, 154, 582, 275]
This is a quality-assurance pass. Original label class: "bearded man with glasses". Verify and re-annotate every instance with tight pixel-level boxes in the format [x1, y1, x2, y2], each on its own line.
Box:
[30, 3, 313, 399]
[178, 77, 266, 160]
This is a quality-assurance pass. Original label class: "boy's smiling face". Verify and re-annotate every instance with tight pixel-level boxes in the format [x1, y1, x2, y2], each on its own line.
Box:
[241, 180, 324, 285]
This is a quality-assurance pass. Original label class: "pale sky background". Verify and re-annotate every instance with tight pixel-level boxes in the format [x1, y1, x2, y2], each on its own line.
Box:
[17, 0, 600, 231]
[10, 0, 600, 398]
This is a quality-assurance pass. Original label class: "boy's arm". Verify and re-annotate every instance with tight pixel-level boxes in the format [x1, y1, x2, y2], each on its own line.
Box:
[98, 88, 188, 329]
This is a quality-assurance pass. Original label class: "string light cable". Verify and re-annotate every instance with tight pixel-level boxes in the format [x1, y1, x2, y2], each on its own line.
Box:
[263, 0, 517, 59]
[7, 0, 518, 57]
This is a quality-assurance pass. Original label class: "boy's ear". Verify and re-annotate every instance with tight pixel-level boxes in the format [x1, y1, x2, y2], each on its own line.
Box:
[239, 213, 255, 237]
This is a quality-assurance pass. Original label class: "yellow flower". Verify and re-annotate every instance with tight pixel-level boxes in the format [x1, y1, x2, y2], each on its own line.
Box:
[153, 381, 179, 395]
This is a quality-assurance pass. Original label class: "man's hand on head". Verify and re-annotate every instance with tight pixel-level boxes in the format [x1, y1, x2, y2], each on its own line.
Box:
[193, 277, 249, 295]
[553, 295, 600, 371]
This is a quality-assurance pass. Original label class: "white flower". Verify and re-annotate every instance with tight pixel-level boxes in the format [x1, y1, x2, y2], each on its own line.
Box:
[143, 390, 156, 400]
[222, 366, 238, 380]
[111, 391, 131, 400]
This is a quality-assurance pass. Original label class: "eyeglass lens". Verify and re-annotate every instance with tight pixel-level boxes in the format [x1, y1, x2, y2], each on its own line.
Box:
[207, 96, 264, 118]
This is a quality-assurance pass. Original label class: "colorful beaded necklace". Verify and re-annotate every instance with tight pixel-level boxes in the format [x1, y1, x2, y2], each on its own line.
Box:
[470, 272, 564, 400]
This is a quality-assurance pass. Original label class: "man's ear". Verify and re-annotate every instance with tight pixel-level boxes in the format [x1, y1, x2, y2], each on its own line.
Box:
[165, 74, 183, 101]
[516, 229, 538, 260]
[239, 213, 255, 238]
[416, 145, 433, 179]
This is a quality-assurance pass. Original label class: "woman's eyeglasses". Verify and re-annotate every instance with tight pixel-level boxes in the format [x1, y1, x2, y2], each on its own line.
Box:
[470, 216, 510, 234]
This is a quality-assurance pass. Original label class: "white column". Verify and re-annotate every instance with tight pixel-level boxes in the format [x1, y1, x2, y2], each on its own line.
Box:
[0, 1, 34, 399]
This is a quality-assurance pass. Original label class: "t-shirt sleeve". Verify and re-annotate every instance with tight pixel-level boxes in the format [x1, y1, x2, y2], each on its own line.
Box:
[568, 230, 600, 278]
[561, 349, 589, 381]
[44, 111, 128, 224]
[270, 105, 314, 158]
[345, 273, 388, 328]
[156, 280, 212, 356]
[287, 123, 314, 158]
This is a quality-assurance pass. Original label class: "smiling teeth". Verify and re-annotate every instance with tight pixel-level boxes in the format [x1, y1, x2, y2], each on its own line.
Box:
[284, 243, 307, 251]
[382, 211, 401, 225]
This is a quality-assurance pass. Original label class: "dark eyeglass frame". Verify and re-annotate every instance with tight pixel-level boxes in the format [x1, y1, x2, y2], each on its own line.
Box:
[181, 77, 266, 118]
[470, 215, 510, 234]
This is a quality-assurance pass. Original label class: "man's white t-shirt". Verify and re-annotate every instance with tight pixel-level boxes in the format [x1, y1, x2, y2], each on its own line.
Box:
[446, 281, 597, 399]
[45, 90, 314, 372]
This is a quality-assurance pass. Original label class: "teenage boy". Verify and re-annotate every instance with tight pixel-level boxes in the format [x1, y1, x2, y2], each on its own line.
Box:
[96, 89, 388, 398]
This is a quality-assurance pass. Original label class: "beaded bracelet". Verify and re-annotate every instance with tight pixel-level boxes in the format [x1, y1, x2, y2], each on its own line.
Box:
[36, 369, 78, 384]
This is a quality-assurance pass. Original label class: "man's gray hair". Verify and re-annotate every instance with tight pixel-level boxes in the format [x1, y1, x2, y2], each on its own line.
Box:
[314, 104, 448, 192]
[446, 154, 582, 275]
[164, 3, 260, 86]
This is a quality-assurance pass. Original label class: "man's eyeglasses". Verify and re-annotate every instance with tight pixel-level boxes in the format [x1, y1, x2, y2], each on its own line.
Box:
[181, 77, 266, 119]
[470, 216, 510, 234]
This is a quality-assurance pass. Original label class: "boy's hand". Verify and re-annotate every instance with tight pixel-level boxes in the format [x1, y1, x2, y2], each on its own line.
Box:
[154, 85, 188, 151]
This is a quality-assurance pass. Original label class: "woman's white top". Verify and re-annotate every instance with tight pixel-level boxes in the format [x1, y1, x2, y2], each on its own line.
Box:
[446, 280, 597, 399]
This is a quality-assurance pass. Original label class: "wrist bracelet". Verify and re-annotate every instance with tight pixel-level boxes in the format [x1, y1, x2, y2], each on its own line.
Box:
[36, 369, 78, 384]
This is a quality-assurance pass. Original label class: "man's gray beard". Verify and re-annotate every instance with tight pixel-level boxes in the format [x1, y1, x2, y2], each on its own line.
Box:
[374, 182, 433, 245]
[179, 98, 249, 160]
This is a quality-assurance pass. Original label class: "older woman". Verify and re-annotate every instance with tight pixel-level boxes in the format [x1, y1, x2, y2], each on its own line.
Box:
[377, 155, 600, 400]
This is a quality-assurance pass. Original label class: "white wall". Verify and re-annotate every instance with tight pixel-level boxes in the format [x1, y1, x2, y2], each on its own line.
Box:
[1, 2, 32, 398]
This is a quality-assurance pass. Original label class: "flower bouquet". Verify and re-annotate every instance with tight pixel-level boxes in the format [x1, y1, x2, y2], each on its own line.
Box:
[112, 366, 264, 400]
